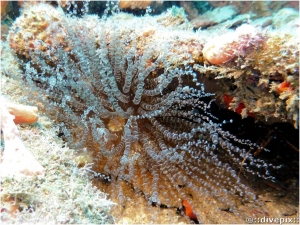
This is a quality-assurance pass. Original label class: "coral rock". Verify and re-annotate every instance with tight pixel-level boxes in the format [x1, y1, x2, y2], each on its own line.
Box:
[191, 5, 238, 28]
[119, 0, 152, 10]
[203, 24, 262, 65]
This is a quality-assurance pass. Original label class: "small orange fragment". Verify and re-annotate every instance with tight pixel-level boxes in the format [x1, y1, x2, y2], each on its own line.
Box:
[182, 199, 197, 221]
[223, 94, 233, 108]
[5, 102, 38, 124]
[223, 94, 254, 117]
[277, 81, 292, 92]
[235, 102, 245, 115]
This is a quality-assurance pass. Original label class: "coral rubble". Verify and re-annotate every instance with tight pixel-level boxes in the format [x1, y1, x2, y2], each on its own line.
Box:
[0, 104, 115, 223]
[200, 12, 299, 127]
[0, 98, 44, 177]
[3, 2, 299, 223]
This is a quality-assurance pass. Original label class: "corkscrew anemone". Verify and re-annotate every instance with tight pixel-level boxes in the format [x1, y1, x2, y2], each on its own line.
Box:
[7, 3, 288, 223]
